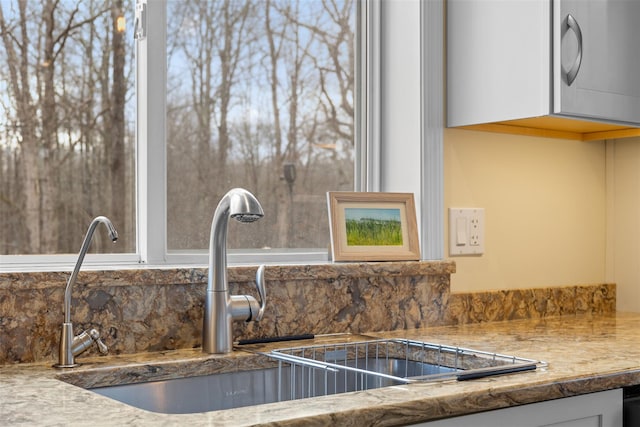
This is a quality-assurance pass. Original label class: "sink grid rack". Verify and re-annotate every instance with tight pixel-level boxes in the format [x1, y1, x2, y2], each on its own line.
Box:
[264, 339, 546, 400]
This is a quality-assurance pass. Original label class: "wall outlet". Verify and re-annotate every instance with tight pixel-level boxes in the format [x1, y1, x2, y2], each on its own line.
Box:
[449, 208, 485, 256]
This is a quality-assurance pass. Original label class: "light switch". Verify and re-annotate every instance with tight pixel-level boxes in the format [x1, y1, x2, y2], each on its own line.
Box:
[449, 208, 485, 256]
[456, 217, 467, 246]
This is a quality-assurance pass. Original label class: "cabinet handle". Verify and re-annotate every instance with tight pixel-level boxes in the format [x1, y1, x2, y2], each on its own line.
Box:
[564, 14, 583, 86]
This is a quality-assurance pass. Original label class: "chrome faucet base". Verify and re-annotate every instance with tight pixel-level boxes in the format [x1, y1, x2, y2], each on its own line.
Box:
[54, 324, 109, 369]
[53, 363, 80, 369]
[53, 322, 80, 368]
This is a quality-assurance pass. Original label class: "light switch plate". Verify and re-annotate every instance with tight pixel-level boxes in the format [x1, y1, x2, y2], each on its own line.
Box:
[449, 208, 485, 256]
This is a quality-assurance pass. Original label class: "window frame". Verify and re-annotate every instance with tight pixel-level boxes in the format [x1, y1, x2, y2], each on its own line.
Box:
[139, 0, 375, 266]
[0, 0, 444, 271]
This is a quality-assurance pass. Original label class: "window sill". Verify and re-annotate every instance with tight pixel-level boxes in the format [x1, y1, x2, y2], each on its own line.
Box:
[0, 260, 456, 288]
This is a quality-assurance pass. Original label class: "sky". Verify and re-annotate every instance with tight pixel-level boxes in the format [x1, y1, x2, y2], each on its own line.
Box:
[345, 208, 400, 222]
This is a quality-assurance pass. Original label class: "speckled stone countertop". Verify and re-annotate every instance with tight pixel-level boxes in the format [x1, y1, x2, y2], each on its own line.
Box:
[2, 312, 640, 426]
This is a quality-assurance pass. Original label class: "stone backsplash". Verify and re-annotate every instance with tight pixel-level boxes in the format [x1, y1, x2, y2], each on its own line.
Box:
[0, 261, 615, 365]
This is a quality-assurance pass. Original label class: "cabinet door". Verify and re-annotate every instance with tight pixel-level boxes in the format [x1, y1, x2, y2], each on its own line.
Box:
[413, 389, 623, 427]
[554, 0, 640, 125]
[447, 0, 550, 127]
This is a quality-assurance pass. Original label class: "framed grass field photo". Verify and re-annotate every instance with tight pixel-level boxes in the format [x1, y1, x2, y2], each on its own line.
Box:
[327, 192, 421, 262]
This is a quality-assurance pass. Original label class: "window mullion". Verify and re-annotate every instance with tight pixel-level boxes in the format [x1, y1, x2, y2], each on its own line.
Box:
[136, 0, 167, 264]
[355, 0, 381, 193]
[420, 0, 444, 260]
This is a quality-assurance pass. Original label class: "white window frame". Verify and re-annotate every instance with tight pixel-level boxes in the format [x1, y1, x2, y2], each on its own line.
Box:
[0, 0, 444, 271]
[139, 0, 444, 265]
[421, 0, 445, 260]
[139, 0, 380, 266]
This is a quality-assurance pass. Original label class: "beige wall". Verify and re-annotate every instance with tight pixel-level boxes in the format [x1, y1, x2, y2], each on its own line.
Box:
[444, 128, 607, 294]
[607, 137, 640, 312]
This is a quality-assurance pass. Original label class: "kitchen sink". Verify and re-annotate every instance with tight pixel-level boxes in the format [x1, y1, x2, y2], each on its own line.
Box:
[60, 338, 544, 414]
[86, 357, 451, 414]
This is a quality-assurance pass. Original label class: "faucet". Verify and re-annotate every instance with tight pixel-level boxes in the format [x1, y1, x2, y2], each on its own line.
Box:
[54, 216, 117, 368]
[203, 188, 267, 354]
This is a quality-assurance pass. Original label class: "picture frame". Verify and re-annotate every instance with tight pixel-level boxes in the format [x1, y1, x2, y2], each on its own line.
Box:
[327, 191, 421, 262]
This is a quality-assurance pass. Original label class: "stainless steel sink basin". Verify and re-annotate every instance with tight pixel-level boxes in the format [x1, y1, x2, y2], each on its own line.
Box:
[88, 357, 451, 414]
[62, 338, 544, 414]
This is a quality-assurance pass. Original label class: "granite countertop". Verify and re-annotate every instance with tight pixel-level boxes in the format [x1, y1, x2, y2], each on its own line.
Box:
[3, 312, 640, 426]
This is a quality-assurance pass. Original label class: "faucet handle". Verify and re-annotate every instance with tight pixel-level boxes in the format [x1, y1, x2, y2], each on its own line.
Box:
[254, 264, 267, 321]
[88, 329, 109, 355]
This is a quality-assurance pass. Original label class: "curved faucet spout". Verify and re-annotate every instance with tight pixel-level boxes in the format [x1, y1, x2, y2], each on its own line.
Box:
[203, 188, 265, 354]
[64, 216, 118, 323]
[208, 189, 264, 294]
[55, 215, 117, 368]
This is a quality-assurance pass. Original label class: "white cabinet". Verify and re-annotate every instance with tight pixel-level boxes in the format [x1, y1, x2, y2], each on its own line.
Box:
[554, 0, 640, 125]
[447, 0, 640, 141]
[412, 389, 623, 427]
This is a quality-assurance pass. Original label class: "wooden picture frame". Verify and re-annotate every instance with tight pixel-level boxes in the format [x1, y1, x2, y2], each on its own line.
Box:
[327, 192, 421, 262]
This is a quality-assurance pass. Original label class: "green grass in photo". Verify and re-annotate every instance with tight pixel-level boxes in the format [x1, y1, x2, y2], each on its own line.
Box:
[345, 208, 403, 246]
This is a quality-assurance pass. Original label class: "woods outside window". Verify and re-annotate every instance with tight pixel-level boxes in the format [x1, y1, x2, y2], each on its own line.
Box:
[0, 0, 359, 267]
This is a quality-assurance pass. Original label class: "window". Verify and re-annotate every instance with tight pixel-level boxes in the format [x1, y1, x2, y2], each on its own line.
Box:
[165, 0, 356, 253]
[0, 0, 136, 258]
[0, 0, 360, 267]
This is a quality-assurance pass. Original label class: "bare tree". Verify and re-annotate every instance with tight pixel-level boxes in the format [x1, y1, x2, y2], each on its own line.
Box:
[0, 0, 132, 254]
[264, 0, 327, 246]
[108, 0, 127, 243]
[0, 0, 355, 254]
[0, 0, 61, 252]
[264, 0, 288, 246]
[167, 0, 255, 249]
